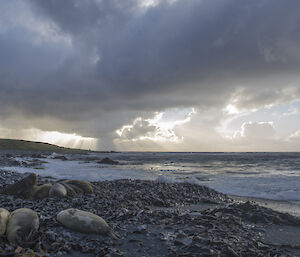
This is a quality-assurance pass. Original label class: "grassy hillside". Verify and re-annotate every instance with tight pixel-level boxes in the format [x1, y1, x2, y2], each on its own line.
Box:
[0, 139, 88, 153]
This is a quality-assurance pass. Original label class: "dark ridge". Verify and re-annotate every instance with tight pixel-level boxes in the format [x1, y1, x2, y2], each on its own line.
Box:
[0, 139, 88, 153]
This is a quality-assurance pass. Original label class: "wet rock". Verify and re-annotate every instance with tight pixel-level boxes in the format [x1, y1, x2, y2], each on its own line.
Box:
[31, 153, 46, 159]
[98, 158, 119, 165]
[133, 225, 147, 234]
[10, 160, 21, 166]
[53, 155, 68, 161]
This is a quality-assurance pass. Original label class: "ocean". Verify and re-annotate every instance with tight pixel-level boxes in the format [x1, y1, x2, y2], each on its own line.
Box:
[2, 152, 300, 203]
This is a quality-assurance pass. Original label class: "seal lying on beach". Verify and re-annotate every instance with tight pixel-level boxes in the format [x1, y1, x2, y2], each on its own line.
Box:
[0, 174, 94, 199]
[60, 182, 78, 197]
[49, 183, 67, 198]
[57, 208, 118, 239]
[0, 208, 10, 236]
[58, 180, 95, 194]
[0, 173, 37, 198]
[6, 208, 39, 246]
[31, 183, 52, 200]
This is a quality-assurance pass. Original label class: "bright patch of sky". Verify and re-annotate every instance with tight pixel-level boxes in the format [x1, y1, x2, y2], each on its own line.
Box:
[222, 100, 300, 139]
[0, 128, 98, 150]
[147, 107, 195, 141]
[149, 107, 195, 130]
[116, 107, 195, 142]
[139, 0, 177, 8]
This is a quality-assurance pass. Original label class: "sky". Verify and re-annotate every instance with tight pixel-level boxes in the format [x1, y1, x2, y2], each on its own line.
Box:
[0, 0, 300, 151]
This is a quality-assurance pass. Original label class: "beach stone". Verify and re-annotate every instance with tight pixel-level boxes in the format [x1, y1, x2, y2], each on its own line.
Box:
[6, 208, 39, 246]
[57, 208, 118, 239]
[31, 153, 45, 158]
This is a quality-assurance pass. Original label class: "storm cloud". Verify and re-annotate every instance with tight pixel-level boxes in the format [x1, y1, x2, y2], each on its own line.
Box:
[1, 0, 300, 150]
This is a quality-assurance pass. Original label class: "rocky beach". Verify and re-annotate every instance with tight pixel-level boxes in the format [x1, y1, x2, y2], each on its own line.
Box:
[2, 0, 300, 255]
[0, 152, 300, 256]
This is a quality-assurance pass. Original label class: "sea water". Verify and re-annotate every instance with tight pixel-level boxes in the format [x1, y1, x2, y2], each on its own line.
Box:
[2, 152, 300, 203]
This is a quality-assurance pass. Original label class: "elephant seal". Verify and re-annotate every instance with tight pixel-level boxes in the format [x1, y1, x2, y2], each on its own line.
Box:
[60, 182, 79, 198]
[6, 208, 39, 246]
[60, 180, 95, 194]
[57, 208, 118, 239]
[0, 173, 37, 198]
[49, 183, 67, 198]
[66, 183, 83, 195]
[0, 208, 10, 236]
[31, 183, 52, 200]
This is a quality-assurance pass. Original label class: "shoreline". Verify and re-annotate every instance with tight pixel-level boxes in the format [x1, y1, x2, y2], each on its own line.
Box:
[3, 166, 300, 218]
[230, 195, 300, 218]
[0, 170, 300, 256]
[1, 150, 300, 204]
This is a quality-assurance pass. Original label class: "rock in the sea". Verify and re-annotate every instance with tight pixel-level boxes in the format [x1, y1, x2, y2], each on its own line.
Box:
[31, 153, 46, 158]
[49, 183, 67, 198]
[53, 155, 68, 161]
[57, 208, 118, 239]
[98, 157, 119, 165]
[31, 183, 52, 200]
[0, 173, 37, 198]
[0, 208, 10, 236]
[6, 208, 39, 246]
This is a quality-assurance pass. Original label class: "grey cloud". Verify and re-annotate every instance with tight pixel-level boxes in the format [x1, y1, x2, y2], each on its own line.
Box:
[118, 118, 158, 140]
[30, 0, 140, 36]
[236, 121, 276, 140]
[288, 130, 300, 143]
[1, 0, 300, 148]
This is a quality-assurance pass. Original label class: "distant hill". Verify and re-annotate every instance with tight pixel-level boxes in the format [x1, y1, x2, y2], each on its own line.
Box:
[0, 139, 88, 153]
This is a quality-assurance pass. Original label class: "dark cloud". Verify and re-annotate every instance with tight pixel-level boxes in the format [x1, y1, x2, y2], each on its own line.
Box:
[1, 0, 300, 148]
